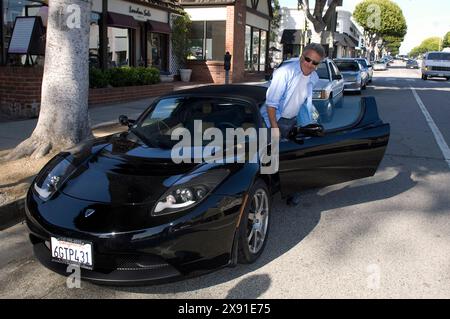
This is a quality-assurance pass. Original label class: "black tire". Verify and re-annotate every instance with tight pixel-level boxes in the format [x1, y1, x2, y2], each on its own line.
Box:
[237, 179, 271, 264]
[422, 74, 427, 80]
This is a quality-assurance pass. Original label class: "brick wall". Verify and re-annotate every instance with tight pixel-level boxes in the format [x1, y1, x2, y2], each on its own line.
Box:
[186, 60, 228, 84]
[0, 67, 43, 118]
[229, 1, 246, 83]
[89, 83, 174, 106]
[0, 66, 175, 119]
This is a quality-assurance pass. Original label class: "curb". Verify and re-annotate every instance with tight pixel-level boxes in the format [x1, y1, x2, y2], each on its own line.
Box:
[0, 197, 25, 231]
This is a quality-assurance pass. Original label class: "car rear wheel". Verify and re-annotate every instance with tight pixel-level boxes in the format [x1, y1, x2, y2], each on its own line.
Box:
[237, 179, 271, 264]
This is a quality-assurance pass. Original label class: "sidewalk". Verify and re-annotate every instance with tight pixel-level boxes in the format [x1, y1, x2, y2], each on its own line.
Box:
[0, 82, 211, 152]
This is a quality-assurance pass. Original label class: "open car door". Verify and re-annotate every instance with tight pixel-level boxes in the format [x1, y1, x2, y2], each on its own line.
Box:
[278, 97, 390, 194]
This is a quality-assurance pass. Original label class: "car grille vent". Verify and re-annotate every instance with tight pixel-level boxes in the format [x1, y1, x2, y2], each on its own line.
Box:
[430, 66, 450, 72]
[115, 254, 171, 271]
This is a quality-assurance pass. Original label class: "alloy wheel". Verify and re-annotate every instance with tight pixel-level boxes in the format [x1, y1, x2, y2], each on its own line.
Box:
[246, 189, 269, 254]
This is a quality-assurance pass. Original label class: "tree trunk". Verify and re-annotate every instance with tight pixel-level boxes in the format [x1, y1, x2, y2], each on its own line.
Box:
[6, 0, 93, 160]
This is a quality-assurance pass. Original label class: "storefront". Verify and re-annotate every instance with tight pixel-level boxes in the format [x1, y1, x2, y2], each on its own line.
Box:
[1, 0, 180, 71]
[181, 0, 272, 83]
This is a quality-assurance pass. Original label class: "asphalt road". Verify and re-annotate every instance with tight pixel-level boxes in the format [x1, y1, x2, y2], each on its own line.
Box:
[1, 60, 450, 299]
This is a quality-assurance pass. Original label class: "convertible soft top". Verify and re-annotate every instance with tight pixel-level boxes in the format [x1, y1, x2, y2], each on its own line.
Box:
[165, 84, 268, 106]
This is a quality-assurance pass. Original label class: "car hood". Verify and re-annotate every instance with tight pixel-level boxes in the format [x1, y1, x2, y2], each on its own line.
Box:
[314, 79, 331, 90]
[60, 132, 201, 204]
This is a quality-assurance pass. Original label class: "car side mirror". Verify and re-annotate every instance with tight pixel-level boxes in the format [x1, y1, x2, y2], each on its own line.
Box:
[119, 115, 135, 127]
[334, 74, 343, 80]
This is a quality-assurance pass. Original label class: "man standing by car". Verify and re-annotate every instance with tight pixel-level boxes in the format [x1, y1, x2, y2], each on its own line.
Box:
[261, 43, 325, 206]
[261, 43, 325, 139]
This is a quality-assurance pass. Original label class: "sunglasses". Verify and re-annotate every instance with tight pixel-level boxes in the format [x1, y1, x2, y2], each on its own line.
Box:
[303, 56, 321, 66]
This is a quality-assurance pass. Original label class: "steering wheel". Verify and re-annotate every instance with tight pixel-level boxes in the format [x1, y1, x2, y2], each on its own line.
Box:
[156, 120, 171, 134]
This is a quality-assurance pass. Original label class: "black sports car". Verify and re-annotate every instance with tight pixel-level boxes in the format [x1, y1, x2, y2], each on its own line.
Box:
[25, 85, 390, 285]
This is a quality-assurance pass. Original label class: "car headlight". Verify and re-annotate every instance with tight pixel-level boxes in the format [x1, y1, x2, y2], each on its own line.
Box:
[312, 90, 329, 99]
[152, 168, 230, 216]
[33, 153, 77, 200]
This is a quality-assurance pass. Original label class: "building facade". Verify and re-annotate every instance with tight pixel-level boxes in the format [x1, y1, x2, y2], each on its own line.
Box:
[0, 0, 182, 71]
[274, 6, 365, 65]
[0, 0, 182, 118]
[181, 0, 272, 83]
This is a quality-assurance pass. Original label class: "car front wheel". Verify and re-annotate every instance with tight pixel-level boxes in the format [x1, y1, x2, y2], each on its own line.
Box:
[422, 74, 427, 80]
[238, 179, 271, 264]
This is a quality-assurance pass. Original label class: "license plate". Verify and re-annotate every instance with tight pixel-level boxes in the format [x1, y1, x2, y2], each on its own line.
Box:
[51, 237, 94, 269]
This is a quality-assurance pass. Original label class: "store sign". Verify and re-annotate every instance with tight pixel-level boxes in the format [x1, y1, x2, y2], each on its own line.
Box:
[129, 6, 151, 19]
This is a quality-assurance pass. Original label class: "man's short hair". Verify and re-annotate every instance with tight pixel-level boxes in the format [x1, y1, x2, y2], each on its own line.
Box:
[303, 43, 326, 59]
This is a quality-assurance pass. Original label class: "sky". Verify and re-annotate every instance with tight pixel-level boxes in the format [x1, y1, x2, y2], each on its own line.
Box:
[279, 0, 450, 54]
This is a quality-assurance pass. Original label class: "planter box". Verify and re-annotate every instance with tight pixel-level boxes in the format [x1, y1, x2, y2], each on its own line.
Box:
[160, 74, 175, 82]
[89, 82, 175, 106]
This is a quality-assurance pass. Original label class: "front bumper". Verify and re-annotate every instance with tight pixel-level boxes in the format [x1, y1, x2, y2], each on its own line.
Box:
[343, 81, 361, 91]
[423, 70, 450, 78]
[25, 191, 244, 285]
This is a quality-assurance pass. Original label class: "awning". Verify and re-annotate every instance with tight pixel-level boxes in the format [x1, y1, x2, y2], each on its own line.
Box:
[147, 21, 171, 34]
[320, 32, 358, 48]
[280, 29, 303, 44]
[107, 12, 139, 29]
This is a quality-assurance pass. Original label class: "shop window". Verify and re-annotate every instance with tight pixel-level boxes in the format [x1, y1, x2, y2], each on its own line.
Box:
[205, 21, 225, 61]
[188, 21, 204, 60]
[89, 12, 101, 68]
[2, 0, 47, 66]
[245, 25, 251, 70]
[259, 30, 267, 72]
[245, 25, 268, 72]
[107, 27, 130, 67]
[252, 28, 259, 71]
[188, 21, 225, 61]
[147, 32, 168, 71]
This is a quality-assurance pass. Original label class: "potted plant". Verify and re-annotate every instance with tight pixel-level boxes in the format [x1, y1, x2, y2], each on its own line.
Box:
[172, 13, 192, 82]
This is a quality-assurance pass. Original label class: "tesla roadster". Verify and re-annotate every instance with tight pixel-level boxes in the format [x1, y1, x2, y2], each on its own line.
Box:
[25, 85, 390, 285]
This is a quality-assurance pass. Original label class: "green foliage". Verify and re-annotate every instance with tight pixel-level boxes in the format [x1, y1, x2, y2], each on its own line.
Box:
[270, 0, 281, 43]
[353, 0, 407, 39]
[171, 13, 192, 67]
[89, 67, 110, 88]
[89, 67, 160, 88]
[409, 37, 441, 57]
[443, 31, 450, 48]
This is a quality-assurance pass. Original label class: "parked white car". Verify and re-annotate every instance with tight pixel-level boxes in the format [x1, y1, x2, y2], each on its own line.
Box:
[421, 51, 450, 80]
[312, 58, 345, 120]
[373, 60, 388, 71]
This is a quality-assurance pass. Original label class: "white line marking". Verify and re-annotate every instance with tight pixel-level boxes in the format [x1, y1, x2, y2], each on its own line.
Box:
[410, 87, 450, 169]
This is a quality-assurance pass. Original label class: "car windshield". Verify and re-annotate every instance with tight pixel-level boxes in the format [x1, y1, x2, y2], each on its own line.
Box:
[427, 53, 450, 61]
[131, 97, 258, 148]
[316, 62, 329, 79]
[335, 61, 359, 72]
[356, 59, 368, 67]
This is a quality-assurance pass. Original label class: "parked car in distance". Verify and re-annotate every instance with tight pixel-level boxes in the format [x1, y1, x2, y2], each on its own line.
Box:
[333, 58, 368, 94]
[406, 59, 419, 69]
[421, 51, 450, 80]
[355, 58, 373, 83]
[373, 60, 388, 71]
[312, 58, 345, 121]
